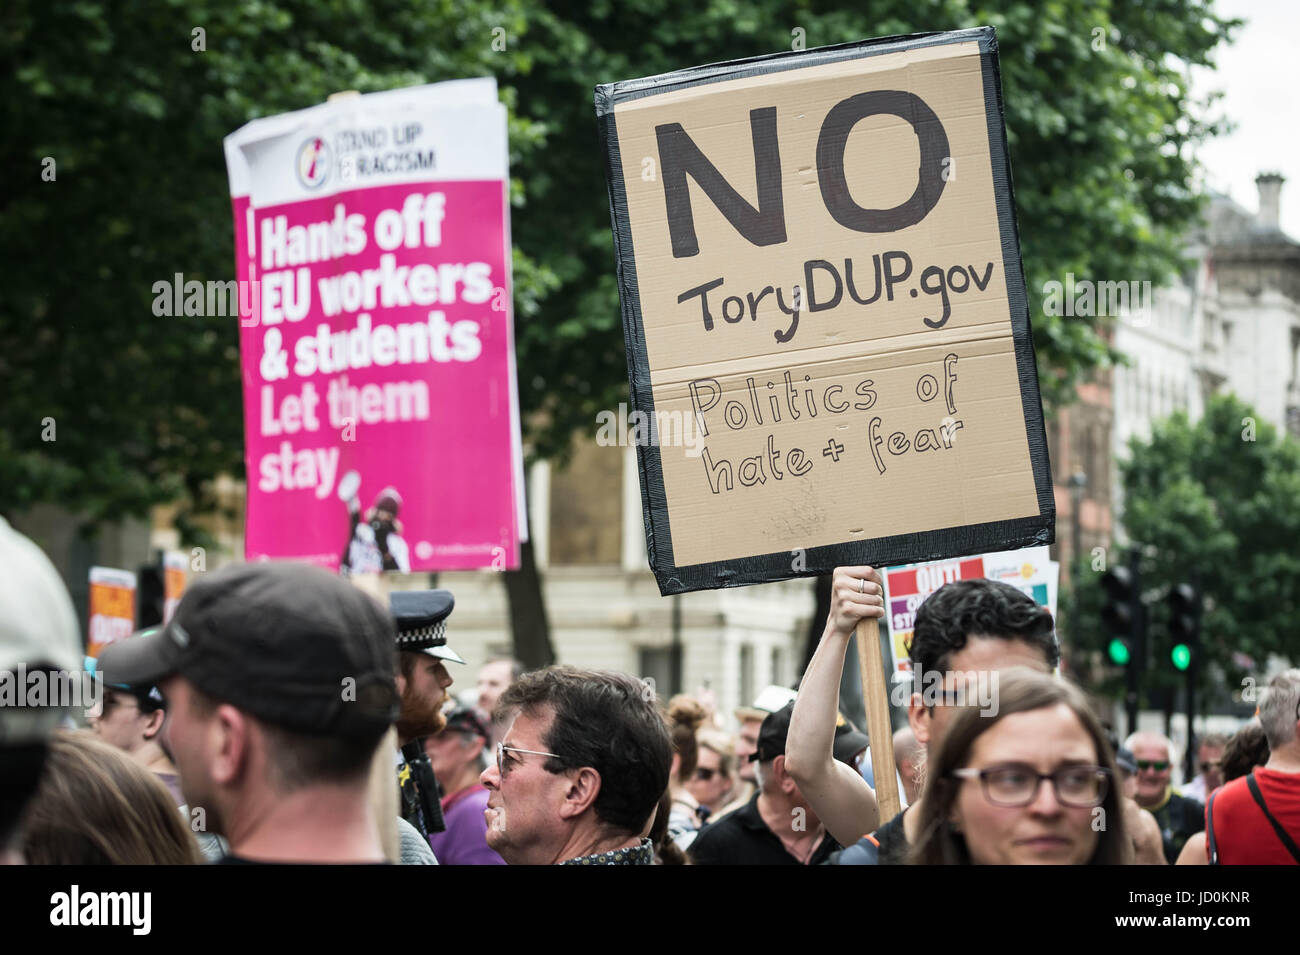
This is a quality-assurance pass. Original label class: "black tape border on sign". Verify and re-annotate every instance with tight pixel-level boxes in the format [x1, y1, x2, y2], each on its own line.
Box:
[595, 26, 1055, 597]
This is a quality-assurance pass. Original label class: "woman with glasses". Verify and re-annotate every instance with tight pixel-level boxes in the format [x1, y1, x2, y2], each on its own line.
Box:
[910, 668, 1130, 864]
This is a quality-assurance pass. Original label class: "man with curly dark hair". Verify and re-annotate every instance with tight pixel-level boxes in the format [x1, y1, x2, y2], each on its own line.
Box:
[481, 666, 671, 865]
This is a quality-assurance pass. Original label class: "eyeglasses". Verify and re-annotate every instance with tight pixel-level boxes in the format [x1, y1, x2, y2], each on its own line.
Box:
[95, 695, 140, 718]
[1135, 760, 1170, 772]
[694, 767, 718, 782]
[496, 741, 562, 777]
[952, 763, 1111, 808]
[1198, 761, 1219, 774]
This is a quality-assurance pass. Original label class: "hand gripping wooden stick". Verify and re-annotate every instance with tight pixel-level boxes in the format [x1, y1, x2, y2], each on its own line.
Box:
[855, 616, 901, 821]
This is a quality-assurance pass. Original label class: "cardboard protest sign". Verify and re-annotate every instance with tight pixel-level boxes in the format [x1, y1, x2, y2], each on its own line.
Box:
[884, 545, 1058, 674]
[225, 78, 525, 573]
[87, 566, 137, 658]
[597, 27, 1054, 595]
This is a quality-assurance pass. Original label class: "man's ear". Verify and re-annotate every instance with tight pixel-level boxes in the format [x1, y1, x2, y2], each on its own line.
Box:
[143, 707, 166, 741]
[907, 692, 931, 747]
[558, 767, 602, 820]
[771, 755, 798, 796]
[209, 704, 250, 787]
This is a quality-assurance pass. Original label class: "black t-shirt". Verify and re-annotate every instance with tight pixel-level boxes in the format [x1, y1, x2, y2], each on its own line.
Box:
[830, 808, 909, 865]
[688, 794, 840, 865]
[1151, 791, 1205, 864]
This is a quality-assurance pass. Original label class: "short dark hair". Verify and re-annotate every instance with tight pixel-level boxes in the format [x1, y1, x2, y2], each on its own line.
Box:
[910, 579, 1058, 681]
[497, 666, 671, 835]
[1219, 722, 1269, 782]
[189, 684, 376, 792]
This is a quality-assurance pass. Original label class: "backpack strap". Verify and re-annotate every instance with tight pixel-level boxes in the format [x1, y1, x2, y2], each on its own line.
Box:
[1205, 787, 1220, 865]
[1246, 772, 1300, 864]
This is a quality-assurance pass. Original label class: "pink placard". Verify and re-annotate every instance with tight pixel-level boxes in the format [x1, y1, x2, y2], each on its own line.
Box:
[227, 85, 522, 572]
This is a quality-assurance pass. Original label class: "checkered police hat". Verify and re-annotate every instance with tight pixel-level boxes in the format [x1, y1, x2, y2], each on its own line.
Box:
[390, 590, 464, 664]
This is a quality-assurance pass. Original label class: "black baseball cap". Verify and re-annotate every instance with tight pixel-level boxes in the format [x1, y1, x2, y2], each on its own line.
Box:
[751, 701, 796, 763]
[97, 562, 398, 741]
[832, 714, 870, 767]
[442, 705, 491, 742]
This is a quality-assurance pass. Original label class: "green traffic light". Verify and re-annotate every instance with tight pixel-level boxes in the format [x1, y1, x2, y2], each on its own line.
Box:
[1171, 644, 1191, 671]
[1108, 638, 1130, 666]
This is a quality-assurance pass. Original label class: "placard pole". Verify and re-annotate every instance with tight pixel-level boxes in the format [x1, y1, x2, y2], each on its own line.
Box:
[855, 617, 901, 821]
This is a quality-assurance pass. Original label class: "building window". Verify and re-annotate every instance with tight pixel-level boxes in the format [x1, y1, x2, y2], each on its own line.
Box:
[638, 647, 674, 701]
[739, 644, 754, 711]
[771, 647, 785, 687]
[1291, 328, 1300, 388]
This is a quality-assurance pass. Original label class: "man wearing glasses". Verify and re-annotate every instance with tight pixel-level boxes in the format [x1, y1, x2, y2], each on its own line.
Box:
[787, 568, 1059, 865]
[1181, 732, 1227, 803]
[1126, 730, 1204, 864]
[93, 635, 230, 861]
[88, 640, 181, 805]
[481, 666, 671, 865]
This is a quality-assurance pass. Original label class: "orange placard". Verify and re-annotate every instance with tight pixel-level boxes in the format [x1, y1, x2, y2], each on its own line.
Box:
[87, 566, 136, 658]
[163, 552, 187, 623]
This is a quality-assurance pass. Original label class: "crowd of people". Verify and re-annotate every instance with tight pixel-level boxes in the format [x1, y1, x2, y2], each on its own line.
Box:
[2, 516, 1298, 866]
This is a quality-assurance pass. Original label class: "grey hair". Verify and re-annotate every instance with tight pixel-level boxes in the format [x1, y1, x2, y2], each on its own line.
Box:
[1258, 670, 1300, 750]
[1123, 731, 1174, 762]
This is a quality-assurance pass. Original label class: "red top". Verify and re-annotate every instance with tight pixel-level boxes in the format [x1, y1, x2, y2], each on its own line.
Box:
[1208, 768, 1300, 865]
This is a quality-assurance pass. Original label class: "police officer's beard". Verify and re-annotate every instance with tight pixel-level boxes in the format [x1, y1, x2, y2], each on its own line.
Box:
[396, 681, 446, 740]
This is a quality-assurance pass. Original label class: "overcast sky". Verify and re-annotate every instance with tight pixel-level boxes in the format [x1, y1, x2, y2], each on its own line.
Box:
[1191, 0, 1298, 234]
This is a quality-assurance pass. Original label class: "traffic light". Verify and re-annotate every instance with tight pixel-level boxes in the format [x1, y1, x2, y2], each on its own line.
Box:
[1168, 581, 1202, 780]
[1168, 583, 1201, 671]
[1101, 555, 1146, 736]
[1101, 565, 1141, 667]
[137, 561, 165, 629]
[1107, 637, 1131, 666]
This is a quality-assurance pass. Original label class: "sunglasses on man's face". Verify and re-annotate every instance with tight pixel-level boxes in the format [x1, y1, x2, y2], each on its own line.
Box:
[495, 741, 562, 778]
[1136, 760, 1169, 772]
[694, 767, 719, 782]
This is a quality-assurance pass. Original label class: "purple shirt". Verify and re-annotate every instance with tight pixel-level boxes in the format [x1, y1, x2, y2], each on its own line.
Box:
[427, 785, 506, 865]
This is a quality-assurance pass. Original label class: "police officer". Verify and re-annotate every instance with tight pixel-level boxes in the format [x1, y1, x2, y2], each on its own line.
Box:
[391, 590, 464, 842]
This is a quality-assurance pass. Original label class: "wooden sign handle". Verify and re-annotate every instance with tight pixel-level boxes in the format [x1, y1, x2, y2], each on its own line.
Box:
[855, 616, 901, 822]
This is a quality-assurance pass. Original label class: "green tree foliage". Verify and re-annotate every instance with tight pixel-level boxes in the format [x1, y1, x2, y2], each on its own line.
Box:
[2, 0, 1238, 531]
[1072, 395, 1300, 702]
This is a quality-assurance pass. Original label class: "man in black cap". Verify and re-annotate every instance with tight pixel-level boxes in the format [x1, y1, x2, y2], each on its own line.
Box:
[96, 562, 399, 864]
[688, 701, 840, 865]
[87, 632, 180, 803]
[390, 589, 462, 844]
